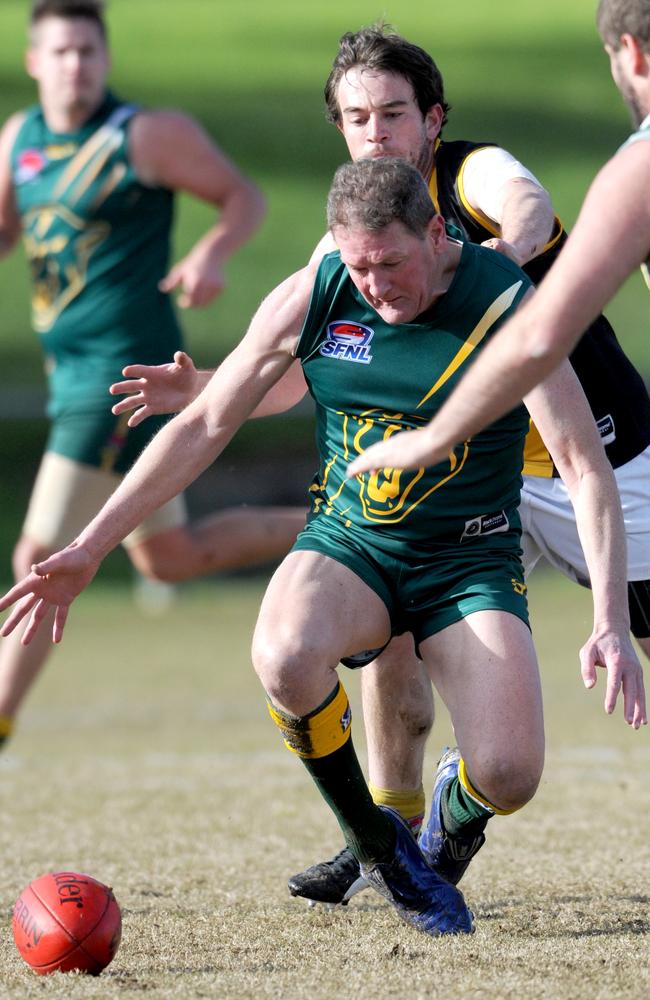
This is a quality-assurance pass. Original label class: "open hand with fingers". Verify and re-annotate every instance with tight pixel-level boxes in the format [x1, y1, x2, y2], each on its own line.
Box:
[347, 427, 446, 479]
[0, 544, 99, 646]
[579, 624, 647, 729]
[158, 240, 226, 308]
[110, 351, 200, 427]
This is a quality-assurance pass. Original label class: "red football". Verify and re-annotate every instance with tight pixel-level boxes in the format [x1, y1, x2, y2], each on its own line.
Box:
[12, 872, 121, 975]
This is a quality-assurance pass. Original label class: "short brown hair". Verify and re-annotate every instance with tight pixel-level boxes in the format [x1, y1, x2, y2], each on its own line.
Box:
[30, 1, 107, 39]
[324, 23, 450, 130]
[327, 157, 437, 237]
[597, 0, 650, 50]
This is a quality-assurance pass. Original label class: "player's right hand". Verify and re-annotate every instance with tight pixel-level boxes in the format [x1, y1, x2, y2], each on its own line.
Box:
[109, 351, 200, 426]
[0, 545, 99, 645]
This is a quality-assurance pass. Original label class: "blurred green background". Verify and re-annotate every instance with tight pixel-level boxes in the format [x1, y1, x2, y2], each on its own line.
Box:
[0, 0, 647, 582]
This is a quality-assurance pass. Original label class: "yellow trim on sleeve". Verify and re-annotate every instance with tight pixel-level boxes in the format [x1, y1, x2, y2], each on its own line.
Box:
[456, 148, 566, 255]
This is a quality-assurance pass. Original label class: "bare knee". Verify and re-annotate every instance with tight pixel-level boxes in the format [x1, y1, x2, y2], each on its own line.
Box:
[468, 750, 544, 813]
[127, 531, 189, 583]
[252, 624, 339, 717]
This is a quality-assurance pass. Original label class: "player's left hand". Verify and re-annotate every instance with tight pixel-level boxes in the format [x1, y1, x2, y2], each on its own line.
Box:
[579, 624, 647, 729]
[159, 241, 226, 308]
[346, 427, 445, 478]
[480, 237, 522, 265]
[0, 544, 99, 646]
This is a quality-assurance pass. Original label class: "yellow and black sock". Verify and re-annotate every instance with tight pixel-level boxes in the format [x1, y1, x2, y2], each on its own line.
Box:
[267, 681, 395, 864]
[368, 783, 425, 837]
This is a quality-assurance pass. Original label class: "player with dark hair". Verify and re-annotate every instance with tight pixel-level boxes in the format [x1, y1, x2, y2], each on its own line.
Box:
[348, 0, 650, 488]
[0, 156, 642, 938]
[0, 0, 304, 746]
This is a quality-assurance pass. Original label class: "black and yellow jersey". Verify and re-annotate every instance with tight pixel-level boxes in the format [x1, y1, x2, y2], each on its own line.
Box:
[430, 139, 650, 475]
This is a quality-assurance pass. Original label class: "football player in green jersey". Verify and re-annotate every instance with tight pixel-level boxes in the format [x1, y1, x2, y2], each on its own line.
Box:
[0, 157, 643, 937]
[107, 19, 650, 907]
[0, 0, 304, 745]
[349, 0, 650, 477]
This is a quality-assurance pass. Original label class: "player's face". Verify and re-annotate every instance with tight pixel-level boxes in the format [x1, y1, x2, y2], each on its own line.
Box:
[336, 68, 443, 179]
[26, 17, 109, 119]
[334, 218, 447, 325]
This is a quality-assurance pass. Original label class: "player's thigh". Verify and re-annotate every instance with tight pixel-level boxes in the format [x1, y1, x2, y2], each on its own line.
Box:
[254, 550, 391, 665]
[421, 610, 544, 779]
[22, 452, 121, 551]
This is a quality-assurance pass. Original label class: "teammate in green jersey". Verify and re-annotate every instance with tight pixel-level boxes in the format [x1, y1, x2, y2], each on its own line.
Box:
[348, 0, 650, 477]
[0, 0, 304, 745]
[0, 156, 641, 936]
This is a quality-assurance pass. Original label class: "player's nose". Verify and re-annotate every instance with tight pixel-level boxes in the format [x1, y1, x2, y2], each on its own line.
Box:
[366, 114, 389, 143]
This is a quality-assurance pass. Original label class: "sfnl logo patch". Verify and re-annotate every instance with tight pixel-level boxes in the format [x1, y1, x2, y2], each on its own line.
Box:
[320, 320, 374, 364]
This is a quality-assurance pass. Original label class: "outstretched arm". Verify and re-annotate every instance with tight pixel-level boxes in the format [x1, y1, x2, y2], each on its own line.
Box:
[0, 266, 315, 643]
[130, 110, 266, 308]
[348, 142, 650, 478]
[110, 259, 312, 430]
[525, 362, 646, 729]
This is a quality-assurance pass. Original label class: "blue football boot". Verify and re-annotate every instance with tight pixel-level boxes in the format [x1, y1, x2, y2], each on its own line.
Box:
[360, 806, 474, 936]
[419, 747, 485, 885]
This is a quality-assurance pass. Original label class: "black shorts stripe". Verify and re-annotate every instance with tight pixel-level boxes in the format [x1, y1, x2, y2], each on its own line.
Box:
[628, 580, 650, 639]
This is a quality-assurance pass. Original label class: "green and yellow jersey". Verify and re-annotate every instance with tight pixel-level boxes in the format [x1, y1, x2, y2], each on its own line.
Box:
[296, 242, 531, 546]
[10, 91, 183, 421]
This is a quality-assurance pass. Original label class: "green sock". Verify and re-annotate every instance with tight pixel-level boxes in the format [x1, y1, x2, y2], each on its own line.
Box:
[308, 739, 396, 864]
[267, 682, 395, 865]
[441, 777, 491, 838]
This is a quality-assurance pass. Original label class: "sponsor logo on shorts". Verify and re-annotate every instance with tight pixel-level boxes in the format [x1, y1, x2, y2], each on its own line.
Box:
[320, 321, 374, 364]
[511, 579, 527, 596]
[460, 510, 510, 542]
[15, 148, 48, 184]
[340, 705, 352, 732]
[596, 413, 616, 446]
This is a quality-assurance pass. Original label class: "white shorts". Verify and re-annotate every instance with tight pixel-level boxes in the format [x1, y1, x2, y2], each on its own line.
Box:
[520, 445, 650, 584]
[22, 452, 187, 551]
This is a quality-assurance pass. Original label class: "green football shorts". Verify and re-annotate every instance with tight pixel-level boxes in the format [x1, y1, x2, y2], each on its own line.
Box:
[46, 407, 171, 475]
[292, 512, 529, 651]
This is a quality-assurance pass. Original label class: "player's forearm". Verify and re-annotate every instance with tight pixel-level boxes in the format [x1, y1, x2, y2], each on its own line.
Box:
[200, 181, 266, 261]
[498, 180, 554, 266]
[77, 407, 235, 562]
[567, 467, 630, 628]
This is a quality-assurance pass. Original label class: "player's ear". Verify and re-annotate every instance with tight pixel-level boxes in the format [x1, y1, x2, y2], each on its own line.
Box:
[426, 213, 446, 248]
[25, 46, 39, 81]
[423, 104, 443, 142]
[619, 33, 646, 74]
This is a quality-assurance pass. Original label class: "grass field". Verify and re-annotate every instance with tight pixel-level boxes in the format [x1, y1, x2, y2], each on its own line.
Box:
[0, 572, 648, 998]
[0, 3, 649, 995]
